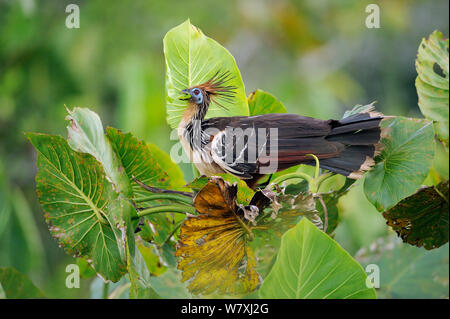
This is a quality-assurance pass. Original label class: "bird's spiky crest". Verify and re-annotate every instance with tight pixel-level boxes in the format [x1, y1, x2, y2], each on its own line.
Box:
[192, 70, 237, 110]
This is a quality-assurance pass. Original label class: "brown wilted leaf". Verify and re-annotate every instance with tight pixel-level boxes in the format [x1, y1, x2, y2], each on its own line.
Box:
[176, 177, 260, 295]
[383, 181, 449, 250]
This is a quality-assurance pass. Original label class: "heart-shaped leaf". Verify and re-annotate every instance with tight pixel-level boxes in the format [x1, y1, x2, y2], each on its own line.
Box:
[27, 133, 127, 282]
[176, 177, 260, 295]
[415, 30, 449, 145]
[248, 89, 287, 115]
[66, 107, 180, 247]
[259, 218, 376, 299]
[164, 20, 248, 128]
[364, 117, 435, 211]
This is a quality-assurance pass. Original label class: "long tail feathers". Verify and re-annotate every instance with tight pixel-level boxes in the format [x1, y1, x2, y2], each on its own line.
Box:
[320, 107, 387, 179]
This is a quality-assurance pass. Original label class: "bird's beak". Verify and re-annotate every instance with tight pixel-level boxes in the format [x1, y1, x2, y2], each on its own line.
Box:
[179, 89, 191, 101]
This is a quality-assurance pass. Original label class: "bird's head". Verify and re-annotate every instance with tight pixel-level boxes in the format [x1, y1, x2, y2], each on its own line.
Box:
[180, 87, 207, 106]
[178, 70, 237, 120]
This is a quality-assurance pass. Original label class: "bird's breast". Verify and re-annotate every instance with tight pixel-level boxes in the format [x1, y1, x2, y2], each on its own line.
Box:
[178, 124, 225, 176]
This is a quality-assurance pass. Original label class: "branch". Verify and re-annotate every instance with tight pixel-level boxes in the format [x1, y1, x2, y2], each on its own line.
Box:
[317, 195, 328, 233]
[132, 175, 194, 197]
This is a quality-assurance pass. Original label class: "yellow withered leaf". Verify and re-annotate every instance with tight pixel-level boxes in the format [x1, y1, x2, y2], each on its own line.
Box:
[175, 177, 260, 295]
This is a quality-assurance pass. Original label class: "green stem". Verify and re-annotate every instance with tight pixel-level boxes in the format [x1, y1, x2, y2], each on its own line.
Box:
[271, 172, 313, 186]
[132, 175, 193, 197]
[434, 185, 449, 204]
[233, 211, 254, 241]
[306, 153, 320, 179]
[192, 164, 200, 179]
[136, 205, 196, 218]
[102, 282, 110, 299]
[317, 195, 328, 233]
[160, 219, 185, 247]
[134, 194, 192, 205]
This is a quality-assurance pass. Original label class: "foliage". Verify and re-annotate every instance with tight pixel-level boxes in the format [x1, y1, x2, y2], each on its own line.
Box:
[248, 89, 287, 115]
[364, 117, 435, 211]
[27, 132, 129, 281]
[383, 181, 449, 250]
[415, 30, 449, 147]
[26, 107, 189, 286]
[176, 177, 260, 295]
[7, 16, 449, 299]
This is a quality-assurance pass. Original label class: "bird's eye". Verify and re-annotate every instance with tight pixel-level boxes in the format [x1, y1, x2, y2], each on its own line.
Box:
[193, 88, 201, 96]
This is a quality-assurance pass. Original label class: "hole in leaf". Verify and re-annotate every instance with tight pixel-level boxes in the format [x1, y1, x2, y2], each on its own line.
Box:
[433, 62, 446, 78]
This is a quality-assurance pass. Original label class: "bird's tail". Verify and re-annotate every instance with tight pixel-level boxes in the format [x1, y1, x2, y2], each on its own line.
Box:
[319, 107, 386, 179]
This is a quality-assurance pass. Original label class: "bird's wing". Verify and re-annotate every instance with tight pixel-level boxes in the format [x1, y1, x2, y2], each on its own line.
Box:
[203, 113, 340, 177]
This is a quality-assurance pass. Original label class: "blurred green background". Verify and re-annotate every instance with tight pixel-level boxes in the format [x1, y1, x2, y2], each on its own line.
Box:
[0, 0, 448, 298]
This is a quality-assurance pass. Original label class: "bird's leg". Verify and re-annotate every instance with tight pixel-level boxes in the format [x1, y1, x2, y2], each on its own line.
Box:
[130, 176, 196, 224]
[134, 217, 145, 233]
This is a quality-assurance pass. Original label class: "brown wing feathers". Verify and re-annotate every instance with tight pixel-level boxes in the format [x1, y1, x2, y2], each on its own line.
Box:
[204, 111, 384, 182]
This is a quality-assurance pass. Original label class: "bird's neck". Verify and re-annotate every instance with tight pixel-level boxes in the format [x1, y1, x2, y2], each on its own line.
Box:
[179, 103, 208, 131]
[178, 103, 209, 152]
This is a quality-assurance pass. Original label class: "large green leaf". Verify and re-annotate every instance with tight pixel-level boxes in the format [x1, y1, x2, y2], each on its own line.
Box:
[415, 31, 449, 145]
[364, 117, 435, 211]
[0, 267, 45, 299]
[383, 181, 449, 250]
[248, 89, 287, 115]
[356, 236, 449, 298]
[27, 133, 127, 282]
[66, 107, 141, 265]
[163, 20, 248, 128]
[259, 218, 376, 299]
[66, 107, 177, 248]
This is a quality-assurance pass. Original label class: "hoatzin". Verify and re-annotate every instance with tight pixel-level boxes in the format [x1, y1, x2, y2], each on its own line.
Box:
[178, 71, 384, 189]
